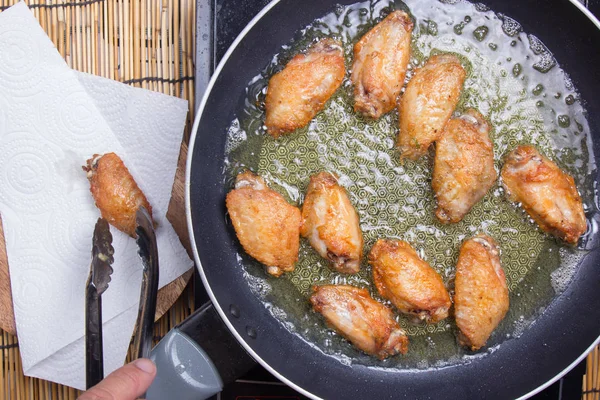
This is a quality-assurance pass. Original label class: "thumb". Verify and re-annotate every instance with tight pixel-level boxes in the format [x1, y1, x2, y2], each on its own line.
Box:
[79, 358, 157, 400]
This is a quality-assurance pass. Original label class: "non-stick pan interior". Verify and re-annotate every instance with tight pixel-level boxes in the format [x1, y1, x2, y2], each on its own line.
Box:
[188, 0, 600, 398]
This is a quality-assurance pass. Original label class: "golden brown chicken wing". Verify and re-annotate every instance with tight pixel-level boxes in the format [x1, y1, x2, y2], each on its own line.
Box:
[225, 171, 301, 276]
[432, 109, 496, 224]
[84, 153, 152, 237]
[310, 285, 408, 359]
[501, 145, 586, 245]
[351, 10, 414, 119]
[300, 172, 363, 274]
[264, 38, 346, 138]
[454, 234, 509, 351]
[397, 54, 466, 160]
[368, 239, 451, 324]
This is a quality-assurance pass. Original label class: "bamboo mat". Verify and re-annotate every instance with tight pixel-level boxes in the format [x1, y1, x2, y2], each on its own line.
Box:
[0, 0, 197, 398]
[585, 346, 600, 400]
[0, 0, 598, 399]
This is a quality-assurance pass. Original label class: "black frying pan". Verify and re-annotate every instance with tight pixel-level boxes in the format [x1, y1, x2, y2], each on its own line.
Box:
[159, 1, 600, 398]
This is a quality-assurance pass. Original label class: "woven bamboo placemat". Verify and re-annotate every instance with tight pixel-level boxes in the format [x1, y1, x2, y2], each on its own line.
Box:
[0, 0, 598, 399]
[585, 347, 600, 400]
[0, 0, 197, 398]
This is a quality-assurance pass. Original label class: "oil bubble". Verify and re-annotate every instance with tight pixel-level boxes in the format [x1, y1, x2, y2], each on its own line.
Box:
[488, 43, 498, 51]
[551, 263, 577, 294]
[565, 95, 575, 105]
[528, 34, 557, 73]
[229, 304, 241, 318]
[532, 84, 544, 96]
[512, 63, 522, 77]
[499, 13, 522, 36]
[246, 326, 257, 339]
[424, 19, 438, 36]
[473, 25, 489, 42]
[557, 115, 571, 128]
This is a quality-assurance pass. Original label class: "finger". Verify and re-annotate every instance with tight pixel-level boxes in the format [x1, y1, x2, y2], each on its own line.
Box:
[79, 358, 157, 400]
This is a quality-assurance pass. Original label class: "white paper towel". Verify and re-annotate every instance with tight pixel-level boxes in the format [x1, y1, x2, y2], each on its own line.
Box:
[0, 2, 194, 390]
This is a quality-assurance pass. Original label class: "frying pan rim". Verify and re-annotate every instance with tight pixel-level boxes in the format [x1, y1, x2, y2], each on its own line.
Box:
[518, 335, 600, 399]
[185, 1, 600, 399]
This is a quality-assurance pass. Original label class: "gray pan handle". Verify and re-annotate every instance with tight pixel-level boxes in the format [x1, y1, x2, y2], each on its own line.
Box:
[146, 302, 256, 399]
[146, 328, 222, 399]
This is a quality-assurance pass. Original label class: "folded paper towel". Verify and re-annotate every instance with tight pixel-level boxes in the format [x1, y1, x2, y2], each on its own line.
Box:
[0, 2, 193, 389]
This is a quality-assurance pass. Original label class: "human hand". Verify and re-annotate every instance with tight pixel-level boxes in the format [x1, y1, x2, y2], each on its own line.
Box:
[79, 358, 157, 400]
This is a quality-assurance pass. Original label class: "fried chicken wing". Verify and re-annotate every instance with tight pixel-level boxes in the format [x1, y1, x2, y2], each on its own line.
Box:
[84, 153, 152, 237]
[300, 172, 363, 274]
[225, 171, 301, 277]
[454, 235, 509, 351]
[351, 11, 414, 119]
[265, 38, 346, 138]
[501, 145, 586, 245]
[432, 109, 496, 224]
[310, 285, 408, 359]
[368, 239, 451, 324]
[397, 54, 466, 160]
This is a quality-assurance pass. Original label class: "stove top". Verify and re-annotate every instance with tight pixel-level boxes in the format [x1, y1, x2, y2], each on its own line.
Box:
[195, 0, 598, 398]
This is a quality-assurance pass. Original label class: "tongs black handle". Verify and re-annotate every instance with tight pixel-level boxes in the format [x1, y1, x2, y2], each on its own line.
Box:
[85, 284, 104, 388]
[85, 218, 114, 389]
[133, 206, 159, 361]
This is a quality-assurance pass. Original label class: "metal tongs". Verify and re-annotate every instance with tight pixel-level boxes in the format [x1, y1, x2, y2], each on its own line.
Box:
[132, 206, 159, 361]
[85, 218, 115, 389]
[85, 206, 159, 390]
